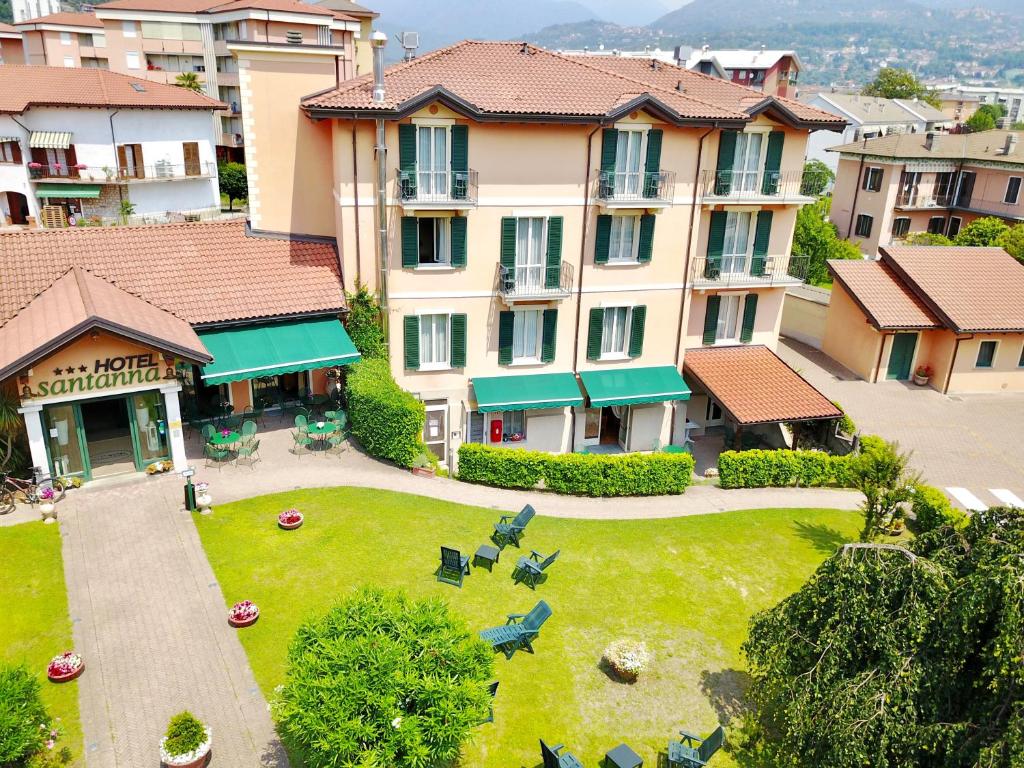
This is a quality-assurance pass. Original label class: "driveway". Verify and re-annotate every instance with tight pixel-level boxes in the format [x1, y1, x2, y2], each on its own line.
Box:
[778, 337, 1024, 507]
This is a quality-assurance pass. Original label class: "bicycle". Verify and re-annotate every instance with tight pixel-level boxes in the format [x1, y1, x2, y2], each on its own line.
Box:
[0, 469, 67, 514]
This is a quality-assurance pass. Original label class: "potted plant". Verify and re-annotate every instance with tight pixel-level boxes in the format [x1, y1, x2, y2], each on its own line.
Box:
[195, 481, 212, 514]
[38, 486, 56, 523]
[913, 364, 933, 387]
[47, 651, 84, 683]
[159, 711, 211, 768]
[602, 640, 649, 683]
[228, 600, 259, 628]
[410, 453, 435, 478]
[278, 509, 303, 530]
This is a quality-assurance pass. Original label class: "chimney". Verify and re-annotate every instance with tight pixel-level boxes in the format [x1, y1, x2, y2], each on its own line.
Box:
[371, 30, 387, 104]
[924, 132, 935, 151]
[1005, 133, 1019, 155]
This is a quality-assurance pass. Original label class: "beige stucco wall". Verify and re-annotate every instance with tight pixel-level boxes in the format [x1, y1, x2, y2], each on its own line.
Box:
[0, 35, 26, 65]
[830, 156, 898, 256]
[683, 287, 786, 352]
[822, 282, 884, 381]
[780, 290, 829, 349]
[948, 333, 1024, 393]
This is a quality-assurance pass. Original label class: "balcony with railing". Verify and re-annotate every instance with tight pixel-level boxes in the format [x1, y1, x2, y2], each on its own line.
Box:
[699, 169, 817, 203]
[895, 190, 954, 209]
[496, 262, 574, 302]
[690, 254, 808, 289]
[28, 163, 83, 180]
[950, 196, 1024, 221]
[594, 169, 675, 207]
[396, 168, 478, 209]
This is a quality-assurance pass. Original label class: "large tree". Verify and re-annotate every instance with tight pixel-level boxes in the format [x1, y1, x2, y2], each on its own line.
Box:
[954, 216, 1010, 247]
[995, 223, 1024, 263]
[862, 67, 940, 108]
[743, 507, 1024, 768]
[792, 198, 862, 286]
[217, 162, 248, 212]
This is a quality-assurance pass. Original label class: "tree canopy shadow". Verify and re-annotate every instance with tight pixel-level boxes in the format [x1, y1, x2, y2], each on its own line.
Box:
[699, 668, 753, 728]
[792, 519, 849, 555]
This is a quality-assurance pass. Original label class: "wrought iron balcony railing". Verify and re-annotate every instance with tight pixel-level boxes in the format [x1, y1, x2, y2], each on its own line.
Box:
[595, 168, 675, 204]
[895, 191, 954, 208]
[699, 169, 818, 201]
[496, 262, 574, 301]
[397, 168, 478, 206]
[690, 254, 808, 288]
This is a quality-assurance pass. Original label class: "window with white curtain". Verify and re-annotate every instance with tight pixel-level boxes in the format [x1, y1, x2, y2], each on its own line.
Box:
[602, 307, 631, 357]
[416, 125, 448, 196]
[722, 212, 752, 273]
[515, 217, 545, 292]
[419, 314, 449, 367]
[733, 132, 764, 191]
[512, 310, 543, 363]
[609, 216, 639, 262]
[614, 129, 645, 196]
[716, 295, 742, 341]
[125, 51, 140, 70]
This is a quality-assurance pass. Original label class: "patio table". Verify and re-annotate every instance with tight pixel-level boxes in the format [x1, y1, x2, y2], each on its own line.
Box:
[209, 430, 240, 447]
[306, 421, 336, 450]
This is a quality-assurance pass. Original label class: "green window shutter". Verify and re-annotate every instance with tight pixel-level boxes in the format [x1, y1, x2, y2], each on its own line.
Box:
[705, 211, 727, 278]
[751, 210, 772, 276]
[637, 214, 655, 263]
[500, 217, 517, 270]
[702, 296, 720, 346]
[398, 123, 417, 198]
[600, 128, 618, 174]
[403, 315, 420, 369]
[715, 130, 737, 195]
[594, 214, 612, 264]
[450, 313, 467, 368]
[643, 128, 663, 198]
[545, 216, 563, 289]
[586, 307, 604, 361]
[450, 124, 468, 199]
[740, 294, 758, 343]
[628, 305, 646, 358]
[449, 216, 467, 268]
[498, 311, 514, 365]
[541, 309, 557, 363]
[762, 131, 784, 195]
[401, 216, 418, 268]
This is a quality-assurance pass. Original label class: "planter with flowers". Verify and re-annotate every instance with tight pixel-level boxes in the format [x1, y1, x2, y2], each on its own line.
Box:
[228, 600, 259, 628]
[278, 509, 303, 530]
[410, 453, 436, 478]
[601, 640, 649, 684]
[195, 482, 212, 513]
[38, 486, 57, 523]
[913, 364, 933, 387]
[160, 711, 211, 768]
[47, 651, 84, 683]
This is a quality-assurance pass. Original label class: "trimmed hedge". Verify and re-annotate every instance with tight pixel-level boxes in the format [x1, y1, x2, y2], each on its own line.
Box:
[346, 358, 426, 468]
[912, 483, 968, 533]
[457, 443, 695, 497]
[718, 448, 858, 489]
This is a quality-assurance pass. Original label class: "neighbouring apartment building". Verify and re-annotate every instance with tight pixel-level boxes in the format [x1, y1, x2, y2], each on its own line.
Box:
[0, 65, 224, 227]
[11, 0, 375, 160]
[829, 129, 1024, 256]
[0, 23, 26, 65]
[928, 83, 1024, 126]
[234, 39, 844, 467]
[10, 0, 59, 23]
[804, 93, 949, 171]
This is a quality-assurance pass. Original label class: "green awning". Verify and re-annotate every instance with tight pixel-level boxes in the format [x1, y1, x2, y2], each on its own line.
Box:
[35, 184, 101, 198]
[198, 317, 361, 386]
[579, 365, 691, 408]
[472, 372, 583, 412]
[29, 130, 72, 149]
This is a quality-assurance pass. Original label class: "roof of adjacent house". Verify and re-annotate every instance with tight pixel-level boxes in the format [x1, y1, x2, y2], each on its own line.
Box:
[94, 0, 334, 15]
[683, 346, 842, 425]
[0, 22, 21, 34]
[14, 11, 104, 28]
[0, 66, 225, 113]
[0, 220, 345, 329]
[302, 40, 845, 128]
[881, 246, 1024, 333]
[828, 260, 942, 330]
[813, 93, 947, 126]
[829, 129, 1024, 163]
[682, 48, 800, 72]
[0, 267, 210, 380]
[309, 0, 378, 18]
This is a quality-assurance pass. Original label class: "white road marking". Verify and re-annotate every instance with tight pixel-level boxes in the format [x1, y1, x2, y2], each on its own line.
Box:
[946, 487, 988, 511]
[990, 489, 1024, 508]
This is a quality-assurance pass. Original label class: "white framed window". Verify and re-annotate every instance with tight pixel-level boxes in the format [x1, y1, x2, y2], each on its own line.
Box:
[92, 33, 106, 48]
[855, 214, 873, 238]
[416, 217, 449, 266]
[608, 215, 640, 263]
[63, 56, 74, 68]
[60, 31, 72, 45]
[418, 313, 450, 369]
[125, 51, 141, 70]
[927, 216, 946, 235]
[892, 217, 911, 238]
[716, 294, 743, 342]
[947, 216, 962, 239]
[601, 306, 632, 358]
[732, 131, 765, 192]
[416, 125, 449, 197]
[466, 410, 527, 443]
[515, 217, 546, 293]
[1004, 177, 1021, 205]
[614, 128, 646, 196]
[0, 141, 18, 163]
[722, 211, 753, 273]
[975, 340, 997, 369]
[512, 309, 543, 363]
[122, 20, 137, 38]
[862, 167, 883, 192]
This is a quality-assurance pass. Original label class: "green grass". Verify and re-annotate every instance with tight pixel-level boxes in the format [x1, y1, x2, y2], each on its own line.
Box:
[195, 487, 859, 767]
[0, 522, 82, 763]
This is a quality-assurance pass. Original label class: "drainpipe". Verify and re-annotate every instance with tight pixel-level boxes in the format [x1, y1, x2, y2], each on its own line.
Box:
[370, 31, 389, 348]
[845, 154, 866, 240]
[942, 334, 972, 394]
[352, 120, 362, 286]
[107, 110, 124, 207]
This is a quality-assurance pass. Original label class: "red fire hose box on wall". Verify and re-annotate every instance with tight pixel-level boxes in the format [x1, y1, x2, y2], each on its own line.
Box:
[490, 419, 503, 443]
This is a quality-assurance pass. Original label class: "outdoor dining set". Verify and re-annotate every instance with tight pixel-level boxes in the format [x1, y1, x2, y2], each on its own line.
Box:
[290, 410, 350, 457]
[201, 418, 262, 469]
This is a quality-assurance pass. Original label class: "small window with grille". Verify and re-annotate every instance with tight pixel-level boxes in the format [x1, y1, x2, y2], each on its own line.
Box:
[285, 30, 303, 44]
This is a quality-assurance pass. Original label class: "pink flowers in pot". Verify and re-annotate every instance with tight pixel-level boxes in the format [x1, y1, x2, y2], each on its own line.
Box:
[47, 651, 83, 682]
[228, 600, 259, 627]
[278, 509, 303, 529]
[39, 486, 54, 501]
[220, 429, 231, 438]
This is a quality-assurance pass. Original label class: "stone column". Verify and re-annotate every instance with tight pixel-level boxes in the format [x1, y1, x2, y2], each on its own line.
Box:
[160, 383, 189, 473]
[17, 403, 49, 476]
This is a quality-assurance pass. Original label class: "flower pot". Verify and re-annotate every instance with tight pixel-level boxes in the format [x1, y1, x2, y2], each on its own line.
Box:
[47, 660, 84, 683]
[278, 517, 303, 530]
[160, 729, 211, 768]
[39, 502, 56, 523]
[913, 374, 930, 386]
[228, 601, 259, 628]
[411, 466, 435, 478]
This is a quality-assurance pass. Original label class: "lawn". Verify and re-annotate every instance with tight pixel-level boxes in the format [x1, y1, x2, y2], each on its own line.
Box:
[195, 488, 860, 767]
[0, 521, 82, 763]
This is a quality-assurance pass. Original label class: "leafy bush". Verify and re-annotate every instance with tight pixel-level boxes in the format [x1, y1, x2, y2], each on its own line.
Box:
[831, 401, 856, 435]
[995, 223, 1024, 263]
[346, 358, 426, 468]
[801, 159, 835, 197]
[163, 711, 206, 757]
[343, 283, 386, 359]
[274, 588, 493, 768]
[912, 483, 967, 533]
[457, 443, 695, 496]
[954, 216, 1010, 247]
[718, 449, 857, 489]
[904, 231, 953, 246]
[792, 198, 862, 286]
[0, 664, 48, 763]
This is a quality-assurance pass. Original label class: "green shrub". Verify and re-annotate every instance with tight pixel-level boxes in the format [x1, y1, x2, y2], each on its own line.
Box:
[831, 401, 856, 435]
[912, 484, 967, 533]
[457, 443, 695, 496]
[346, 358, 426, 468]
[718, 448, 858, 489]
[343, 283, 386, 359]
[275, 588, 493, 768]
[163, 711, 206, 757]
[0, 664, 48, 763]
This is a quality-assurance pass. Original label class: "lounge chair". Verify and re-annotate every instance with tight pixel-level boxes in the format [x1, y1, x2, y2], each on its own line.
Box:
[512, 549, 560, 590]
[493, 504, 536, 548]
[668, 726, 725, 767]
[479, 600, 551, 658]
[540, 739, 584, 768]
[437, 546, 471, 587]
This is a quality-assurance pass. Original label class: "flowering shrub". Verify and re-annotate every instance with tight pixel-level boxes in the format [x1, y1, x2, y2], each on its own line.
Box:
[0, 663, 49, 762]
[160, 711, 210, 765]
[278, 509, 303, 526]
[914, 364, 934, 378]
[45, 653, 81, 679]
[229, 600, 259, 623]
[602, 640, 649, 682]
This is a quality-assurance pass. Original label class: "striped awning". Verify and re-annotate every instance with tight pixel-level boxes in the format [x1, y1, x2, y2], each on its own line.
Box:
[0, 136, 19, 143]
[29, 131, 72, 149]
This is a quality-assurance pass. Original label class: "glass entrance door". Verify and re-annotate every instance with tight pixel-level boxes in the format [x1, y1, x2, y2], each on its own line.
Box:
[129, 392, 169, 466]
[423, 403, 447, 464]
[44, 404, 87, 479]
[80, 398, 135, 478]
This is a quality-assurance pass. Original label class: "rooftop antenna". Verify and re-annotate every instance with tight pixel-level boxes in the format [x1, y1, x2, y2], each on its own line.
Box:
[395, 31, 419, 62]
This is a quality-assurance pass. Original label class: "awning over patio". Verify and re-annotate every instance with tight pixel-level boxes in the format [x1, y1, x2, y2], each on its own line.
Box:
[683, 345, 842, 425]
[198, 317, 360, 386]
[472, 372, 583, 412]
[35, 184, 101, 199]
[579, 365, 691, 408]
[29, 131, 72, 149]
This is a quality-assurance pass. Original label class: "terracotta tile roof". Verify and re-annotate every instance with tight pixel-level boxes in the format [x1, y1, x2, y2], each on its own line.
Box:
[881, 245, 1024, 332]
[207, 0, 335, 15]
[829, 129, 1024, 164]
[683, 345, 842, 425]
[0, 267, 210, 379]
[827, 259, 942, 330]
[96, 0, 333, 14]
[0, 220, 345, 327]
[572, 55, 844, 127]
[14, 11, 104, 27]
[0, 66, 225, 113]
[312, 0, 377, 18]
[303, 40, 751, 122]
[0, 22, 21, 33]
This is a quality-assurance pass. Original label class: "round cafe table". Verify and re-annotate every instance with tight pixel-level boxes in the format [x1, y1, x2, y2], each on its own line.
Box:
[209, 430, 240, 447]
[305, 421, 336, 450]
